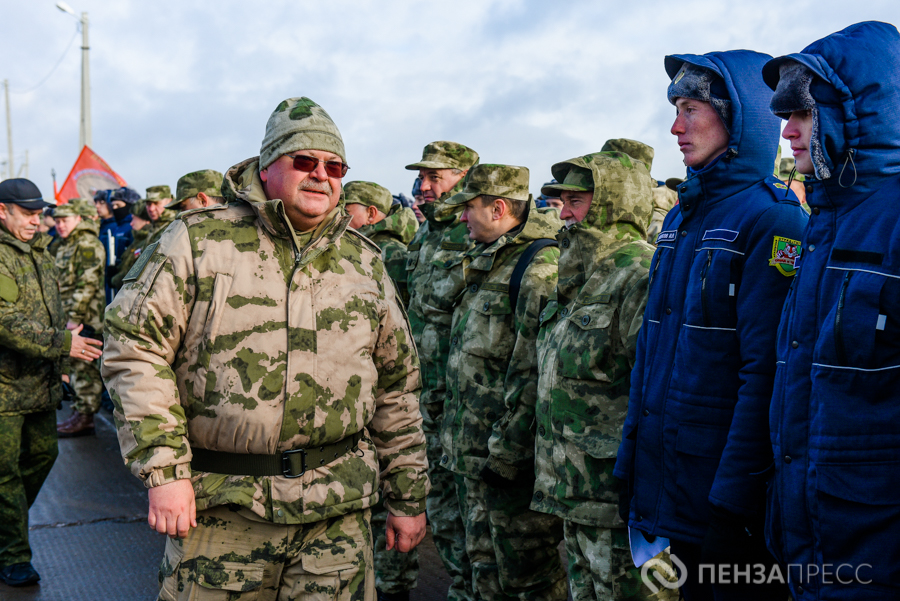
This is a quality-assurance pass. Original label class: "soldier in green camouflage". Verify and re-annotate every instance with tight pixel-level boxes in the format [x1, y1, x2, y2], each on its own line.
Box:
[0, 179, 103, 587]
[404, 141, 479, 601]
[109, 200, 152, 290]
[102, 97, 429, 601]
[531, 152, 678, 601]
[143, 184, 179, 247]
[165, 169, 225, 213]
[345, 181, 417, 307]
[53, 199, 107, 438]
[442, 164, 567, 601]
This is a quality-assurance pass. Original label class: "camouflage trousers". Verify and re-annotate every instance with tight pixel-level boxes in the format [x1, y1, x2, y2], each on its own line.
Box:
[457, 476, 568, 601]
[425, 430, 474, 601]
[158, 505, 374, 601]
[69, 356, 103, 415]
[564, 522, 680, 601]
[370, 498, 418, 594]
[0, 411, 58, 566]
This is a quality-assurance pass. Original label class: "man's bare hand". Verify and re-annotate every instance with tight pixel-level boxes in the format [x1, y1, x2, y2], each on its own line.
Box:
[385, 512, 426, 553]
[148, 478, 197, 538]
[69, 324, 103, 362]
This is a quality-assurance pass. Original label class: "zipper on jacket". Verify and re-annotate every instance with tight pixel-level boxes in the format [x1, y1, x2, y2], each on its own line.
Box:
[701, 250, 712, 327]
[835, 271, 852, 365]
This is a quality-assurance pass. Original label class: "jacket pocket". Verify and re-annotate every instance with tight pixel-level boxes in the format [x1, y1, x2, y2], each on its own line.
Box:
[459, 290, 514, 360]
[815, 461, 900, 589]
[194, 561, 265, 596]
[673, 422, 729, 527]
[405, 249, 419, 273]
[561, 403, 623, 460]
[198, 272, 234, 404]
[683, 247, 738, 330]
[557, 303, 615, 382]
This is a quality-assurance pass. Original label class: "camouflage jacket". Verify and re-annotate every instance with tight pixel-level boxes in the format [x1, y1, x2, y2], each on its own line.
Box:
[0, 228, 71, 415]
[55, 219, 106, 333]
[442, 204, 561, 480]
[102, 157, 428, 524]
[532, 152, 655, 527]
[356, 204, 418, 306]
[110, 227, 150, 290]
[142, 210, 177, 248]
[405, 191, 474, 433]
[647, 185, 678, 245]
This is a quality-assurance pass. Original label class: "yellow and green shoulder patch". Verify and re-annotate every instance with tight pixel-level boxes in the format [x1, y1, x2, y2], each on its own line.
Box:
[769, 236, 801, 276]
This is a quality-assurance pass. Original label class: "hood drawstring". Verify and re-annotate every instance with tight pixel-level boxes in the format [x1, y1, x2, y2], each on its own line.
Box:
[785, 167, 798, 199]
[838, 149, 858, 188]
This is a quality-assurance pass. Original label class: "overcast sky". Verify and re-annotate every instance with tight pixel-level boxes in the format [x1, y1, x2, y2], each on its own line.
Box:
[1, 1, 898, 201]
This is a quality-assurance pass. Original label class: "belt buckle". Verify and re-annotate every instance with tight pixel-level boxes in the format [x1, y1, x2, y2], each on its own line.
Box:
[282, 448, 307, 478]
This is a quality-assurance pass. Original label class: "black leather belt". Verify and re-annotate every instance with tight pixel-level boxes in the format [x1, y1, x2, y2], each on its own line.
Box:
[190, 432, 362, 478]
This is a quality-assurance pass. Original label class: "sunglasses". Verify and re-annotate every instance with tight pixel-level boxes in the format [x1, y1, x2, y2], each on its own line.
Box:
[288, 155, 349, 178]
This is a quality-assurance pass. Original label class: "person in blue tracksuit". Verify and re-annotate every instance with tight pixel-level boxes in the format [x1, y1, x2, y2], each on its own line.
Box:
[614, 50, 808, 600]
[763, 21, 900, 600]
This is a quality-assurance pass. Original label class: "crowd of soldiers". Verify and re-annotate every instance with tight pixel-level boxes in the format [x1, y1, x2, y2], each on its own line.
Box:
[0, 18, 897, 601]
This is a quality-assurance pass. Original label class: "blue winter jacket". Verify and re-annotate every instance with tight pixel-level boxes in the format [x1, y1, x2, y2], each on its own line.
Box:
[613, 50, 808, 544]
[763, 22, 900, 599]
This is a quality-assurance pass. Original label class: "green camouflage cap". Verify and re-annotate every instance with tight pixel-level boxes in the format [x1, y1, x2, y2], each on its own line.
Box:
[132, 199, 151, 220]
[260, 97, 346, 170]
[541, 165, 594, 195]
[145, 185, 172, 202]
[444, 163, 530, 206]
[405, 141, 479, 171]
[168, 169, 225, 208]
[343, 181, 393, 215]
[55, 198, 96, 218]
[601, 138, 655, 170]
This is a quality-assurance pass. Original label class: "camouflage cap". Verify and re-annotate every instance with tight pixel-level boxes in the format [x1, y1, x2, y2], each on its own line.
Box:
[541, 166, 594, 195]
[145, 185, 171, 203]
[260, 97, 345, 170]
[405, 141, 479, 171]
[55, 198, 96, 218]
[132, 199, 151, 220]
[168, 169, 225, 208]
[343, 181, 393, 215]
[601, 138, 655, 170]
[444, 164, 529, 206]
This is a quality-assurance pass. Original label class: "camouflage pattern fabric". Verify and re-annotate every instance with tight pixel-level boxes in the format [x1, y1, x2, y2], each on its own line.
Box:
[0, 228, 71, 415]
[141, 208, 178, 250]
[565, 521, 679, 601]
[601, 139, 655, 170]
[530, 152, 673, 598]
[404, 179, 476, 601]
[110, 226, 150, 290]
[442, 203, 562, 480]
[356, 204, 418, 306]
[458, 476, 566, 601]
[443, 163, 531, 206]
[0, 411, 58, 566]
[260, 97, 346, 168]
[55, 218, 105, 333]
[169, 169, 224, 208]
[102, 156, 428, 525]
[145, 185, 171, 201]
[158, 504, 373, 600]
[370, 499, 418, 594]
[345, 181, 395, 215]
[648, 185, 678, 245]
[70, 359, 104, 415]
[404, 141, 479, 171]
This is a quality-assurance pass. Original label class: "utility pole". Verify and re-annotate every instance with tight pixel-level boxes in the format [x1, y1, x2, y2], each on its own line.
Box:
[80, 11, 91, 150]
[4, 79, 13, 179]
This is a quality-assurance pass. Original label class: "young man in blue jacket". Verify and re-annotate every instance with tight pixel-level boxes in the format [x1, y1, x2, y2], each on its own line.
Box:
[763, 21, 900, 601]
[614, 50, 808, 600]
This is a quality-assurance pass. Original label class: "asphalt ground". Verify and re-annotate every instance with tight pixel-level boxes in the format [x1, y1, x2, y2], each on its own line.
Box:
[2, 408, 452, 601]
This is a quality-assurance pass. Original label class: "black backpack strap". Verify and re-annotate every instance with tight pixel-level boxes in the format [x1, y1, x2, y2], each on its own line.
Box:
[509, 238, 558, 311]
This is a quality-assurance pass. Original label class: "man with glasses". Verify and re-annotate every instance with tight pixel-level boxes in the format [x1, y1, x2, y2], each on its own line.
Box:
[102, 97, 429, 601]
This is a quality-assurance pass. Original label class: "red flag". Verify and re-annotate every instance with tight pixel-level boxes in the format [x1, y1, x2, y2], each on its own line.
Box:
[55, 146, 127, 204]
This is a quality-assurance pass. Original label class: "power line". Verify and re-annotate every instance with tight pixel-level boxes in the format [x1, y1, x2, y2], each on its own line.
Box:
[9, 27, 79, 95]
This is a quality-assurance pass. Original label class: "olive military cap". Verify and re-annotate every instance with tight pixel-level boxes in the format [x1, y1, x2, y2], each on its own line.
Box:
[541, 166, 594, 195]
[405, 141, 479, 171]
[145, 185, 172, 203]
[444, 164, 530, 206]
[343, 181, 393, 215]
[167, 169, 225, 208]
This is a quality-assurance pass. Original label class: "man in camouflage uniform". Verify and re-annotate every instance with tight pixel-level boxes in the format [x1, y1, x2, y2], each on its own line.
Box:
[54, 199, 107, 438]
[102, 97, 429, 601]
[404, 141, 478, 601]
[164, 170, 225, 213]
[345, 181, 417, 308]
[442, 164, 566, 601]
[143, 184, 178, 247]
[531, 152, 678, 601]
[0, 179, 103, 587]
[110, 200, 152, 290]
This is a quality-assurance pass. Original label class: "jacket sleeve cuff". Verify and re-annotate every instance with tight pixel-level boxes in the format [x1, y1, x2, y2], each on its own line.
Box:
[486, 455, 519, 481]
[142, 463, 192, 489]
[61, 329, 73, 355]
[384, 497, 427, 518]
